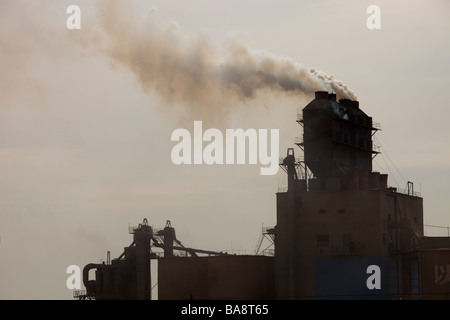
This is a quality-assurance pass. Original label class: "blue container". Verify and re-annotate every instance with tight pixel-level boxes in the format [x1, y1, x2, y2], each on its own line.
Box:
[316, 256, 398, 300]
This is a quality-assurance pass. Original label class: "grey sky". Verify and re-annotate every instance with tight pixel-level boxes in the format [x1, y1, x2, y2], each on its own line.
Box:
[0, 0, 449, 299]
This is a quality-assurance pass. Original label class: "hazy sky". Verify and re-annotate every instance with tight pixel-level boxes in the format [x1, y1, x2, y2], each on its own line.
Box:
[0, 0, 449, 299]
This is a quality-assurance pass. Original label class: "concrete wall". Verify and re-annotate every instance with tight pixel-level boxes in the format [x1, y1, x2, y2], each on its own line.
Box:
[275, 188, 423, 299]
[158, 255, 274, 300]
[419, 249, 450, 299]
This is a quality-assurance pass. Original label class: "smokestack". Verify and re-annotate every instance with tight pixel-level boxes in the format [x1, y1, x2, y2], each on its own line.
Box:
[339, 98, 351, 106]
[350, 101, 359, 109]
[315, 91, 329, 99]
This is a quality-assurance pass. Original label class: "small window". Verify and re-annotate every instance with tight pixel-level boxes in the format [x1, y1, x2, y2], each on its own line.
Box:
[317, 235, 329, 248]
[338, 209, 346, 214]
[318, 209, 326, 214]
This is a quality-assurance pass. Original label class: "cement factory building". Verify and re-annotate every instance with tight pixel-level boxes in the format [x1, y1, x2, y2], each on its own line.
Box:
[78, 92, 450, 300]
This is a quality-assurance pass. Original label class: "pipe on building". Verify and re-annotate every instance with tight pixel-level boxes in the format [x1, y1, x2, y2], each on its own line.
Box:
[83, 263, 102, 296]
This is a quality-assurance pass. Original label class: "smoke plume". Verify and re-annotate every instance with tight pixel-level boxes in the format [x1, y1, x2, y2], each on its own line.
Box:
[87, 1, 356, 118]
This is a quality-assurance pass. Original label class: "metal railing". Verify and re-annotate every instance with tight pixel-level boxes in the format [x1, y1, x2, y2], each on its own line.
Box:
[294, 136, 303, 145]
[372, 145, 381, 153]
[73, 290, 86, 298]
[279, 156, 304, 164]
[396, 188, 421, 197]
[258, 249, 274, 256]
[424, 224, 450, 237]
[211, 249, 270, 256]
[73, 290, 94, 300]
[262, 226, 275, 234]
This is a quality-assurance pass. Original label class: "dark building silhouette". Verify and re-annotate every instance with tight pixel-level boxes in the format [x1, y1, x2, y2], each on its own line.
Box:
[276, 91, 424, 299]
[79, 219, 152, 300]
[158, 255, 274, 299]
[78, 91, 450, 300]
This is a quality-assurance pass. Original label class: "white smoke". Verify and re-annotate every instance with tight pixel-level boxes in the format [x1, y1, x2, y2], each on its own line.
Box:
[310, 68, 357, 100]
[75, 1, 357, 119]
